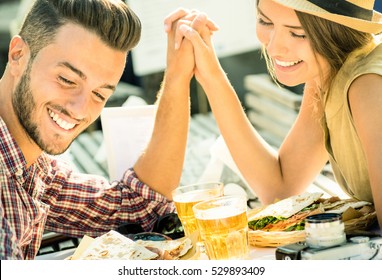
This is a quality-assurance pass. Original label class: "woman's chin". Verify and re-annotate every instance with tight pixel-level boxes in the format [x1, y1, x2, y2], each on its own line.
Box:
[275, 76, 303, 88]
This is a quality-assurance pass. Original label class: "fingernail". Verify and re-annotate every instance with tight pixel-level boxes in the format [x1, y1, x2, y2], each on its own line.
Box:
[175, 42, 179, 50]
[179, 24, 190, 33]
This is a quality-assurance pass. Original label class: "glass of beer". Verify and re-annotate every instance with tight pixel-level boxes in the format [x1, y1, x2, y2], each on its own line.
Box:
[193, 195, 249, 260]
[172, 182, 224, 238]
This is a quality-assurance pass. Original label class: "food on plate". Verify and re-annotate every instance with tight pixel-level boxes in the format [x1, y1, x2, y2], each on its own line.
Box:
[136, 237, 192, 259]
[248, 192, 324, 231]
[248, 192, 375, 232]
[74, 230, 194, 260]
[77, 230, 159, 260]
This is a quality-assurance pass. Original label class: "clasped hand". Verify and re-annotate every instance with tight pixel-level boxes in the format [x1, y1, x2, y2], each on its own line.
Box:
[163, 8, 221, 84]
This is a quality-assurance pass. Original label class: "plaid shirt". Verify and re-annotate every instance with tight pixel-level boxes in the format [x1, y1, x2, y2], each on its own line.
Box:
[0, 117, 175, 259]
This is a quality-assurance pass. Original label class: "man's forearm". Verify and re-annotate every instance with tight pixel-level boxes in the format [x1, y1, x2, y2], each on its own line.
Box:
[133, 74, 191, 199]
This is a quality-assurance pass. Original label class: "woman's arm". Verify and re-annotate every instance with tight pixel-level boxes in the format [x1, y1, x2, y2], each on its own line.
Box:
[170, 11, 328, 203]
[349, 73, 382, 229]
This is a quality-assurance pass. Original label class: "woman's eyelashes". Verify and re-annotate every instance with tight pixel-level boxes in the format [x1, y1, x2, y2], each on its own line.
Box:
[258, 17, 307, 39]
[257, 17, 272, 26]
[291, 32, 306, 39]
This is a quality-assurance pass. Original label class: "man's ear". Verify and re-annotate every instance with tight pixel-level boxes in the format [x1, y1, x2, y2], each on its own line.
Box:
[8, 35, 30, 76]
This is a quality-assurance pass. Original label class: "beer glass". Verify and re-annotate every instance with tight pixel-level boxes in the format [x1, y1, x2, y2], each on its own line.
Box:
[172, 182, 224, 238]
[193, 195, 249, 260]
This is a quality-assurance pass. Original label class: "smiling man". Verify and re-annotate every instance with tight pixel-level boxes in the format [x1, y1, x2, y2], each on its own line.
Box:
[0, 0, 196, 259]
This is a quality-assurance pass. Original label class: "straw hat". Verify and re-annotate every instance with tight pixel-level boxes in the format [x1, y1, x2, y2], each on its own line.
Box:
[271, 0, 382, 34]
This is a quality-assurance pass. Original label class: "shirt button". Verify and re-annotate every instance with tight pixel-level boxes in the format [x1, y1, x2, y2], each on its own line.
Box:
[15, 168, 23, 176]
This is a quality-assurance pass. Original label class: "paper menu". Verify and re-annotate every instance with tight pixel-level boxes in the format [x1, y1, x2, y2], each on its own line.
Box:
[100, 105, 157, 181]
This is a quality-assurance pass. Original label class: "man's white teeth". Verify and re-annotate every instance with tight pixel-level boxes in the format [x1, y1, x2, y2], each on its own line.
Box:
[275, 59, 302, 67]
[48, 109, 76, 130]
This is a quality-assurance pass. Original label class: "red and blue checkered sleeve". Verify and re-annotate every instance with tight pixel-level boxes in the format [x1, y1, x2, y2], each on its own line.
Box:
[43, 159, 175, 238]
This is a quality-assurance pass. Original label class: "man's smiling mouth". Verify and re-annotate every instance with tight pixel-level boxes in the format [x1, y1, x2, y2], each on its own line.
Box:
[48, 109, 76, 130]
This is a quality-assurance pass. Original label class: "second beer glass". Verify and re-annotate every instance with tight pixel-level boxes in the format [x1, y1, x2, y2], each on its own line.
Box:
[193, 195, 249, 260]
[172, 182, 224, 238]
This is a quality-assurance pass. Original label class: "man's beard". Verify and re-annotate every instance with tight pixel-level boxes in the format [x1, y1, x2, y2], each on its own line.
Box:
[12, 63, 73, 155]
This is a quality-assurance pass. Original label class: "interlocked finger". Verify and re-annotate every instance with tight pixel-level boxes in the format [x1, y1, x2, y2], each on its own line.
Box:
[174, 19, 193, 49]
[164, 7, 191, 32]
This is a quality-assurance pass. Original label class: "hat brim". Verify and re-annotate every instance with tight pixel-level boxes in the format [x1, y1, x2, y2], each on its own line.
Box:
[272, 0, 382, 34]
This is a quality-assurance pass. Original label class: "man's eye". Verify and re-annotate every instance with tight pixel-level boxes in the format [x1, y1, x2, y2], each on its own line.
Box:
[93, 91, 106, 102]
[58, 76, 75, 85]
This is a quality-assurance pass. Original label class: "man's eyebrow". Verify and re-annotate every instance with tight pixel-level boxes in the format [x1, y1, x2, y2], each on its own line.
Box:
[257, 8, 304, 30]
[100, 83, 116, 91]
[58, 61, 86, 80]
[58, 61, 116, 91]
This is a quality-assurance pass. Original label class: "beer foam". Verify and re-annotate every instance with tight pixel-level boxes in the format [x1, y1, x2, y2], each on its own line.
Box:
[196, 206, 245, 220]
[173, 189, 217, 203]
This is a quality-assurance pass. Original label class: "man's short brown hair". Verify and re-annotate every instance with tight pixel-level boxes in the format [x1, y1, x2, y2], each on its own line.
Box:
[19, 0, 141, 59]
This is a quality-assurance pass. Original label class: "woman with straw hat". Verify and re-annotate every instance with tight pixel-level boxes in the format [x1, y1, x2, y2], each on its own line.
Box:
[164, 0, 382, 229]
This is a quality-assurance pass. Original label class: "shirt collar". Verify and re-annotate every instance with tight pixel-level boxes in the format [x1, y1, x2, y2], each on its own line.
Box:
[0, 117, 28, 177]
[0, 117, 53, 180]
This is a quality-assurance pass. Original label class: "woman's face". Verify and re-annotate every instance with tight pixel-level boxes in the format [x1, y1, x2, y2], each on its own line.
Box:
[256, 0, 329, 87]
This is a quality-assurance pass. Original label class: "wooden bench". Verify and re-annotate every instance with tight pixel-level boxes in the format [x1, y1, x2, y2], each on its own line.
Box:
[65, 130, 108, 178]
[244, 74, 301, 147]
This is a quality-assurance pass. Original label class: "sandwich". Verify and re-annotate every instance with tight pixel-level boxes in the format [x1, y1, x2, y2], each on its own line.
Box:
[248, 192, 374, 232]
[248, 192, 324, 232]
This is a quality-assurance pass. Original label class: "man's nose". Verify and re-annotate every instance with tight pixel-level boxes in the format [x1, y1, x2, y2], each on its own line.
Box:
[66, 90, 91, 120]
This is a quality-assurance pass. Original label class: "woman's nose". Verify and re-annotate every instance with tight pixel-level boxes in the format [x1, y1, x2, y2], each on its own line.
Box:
[266, 29, 288, 57]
